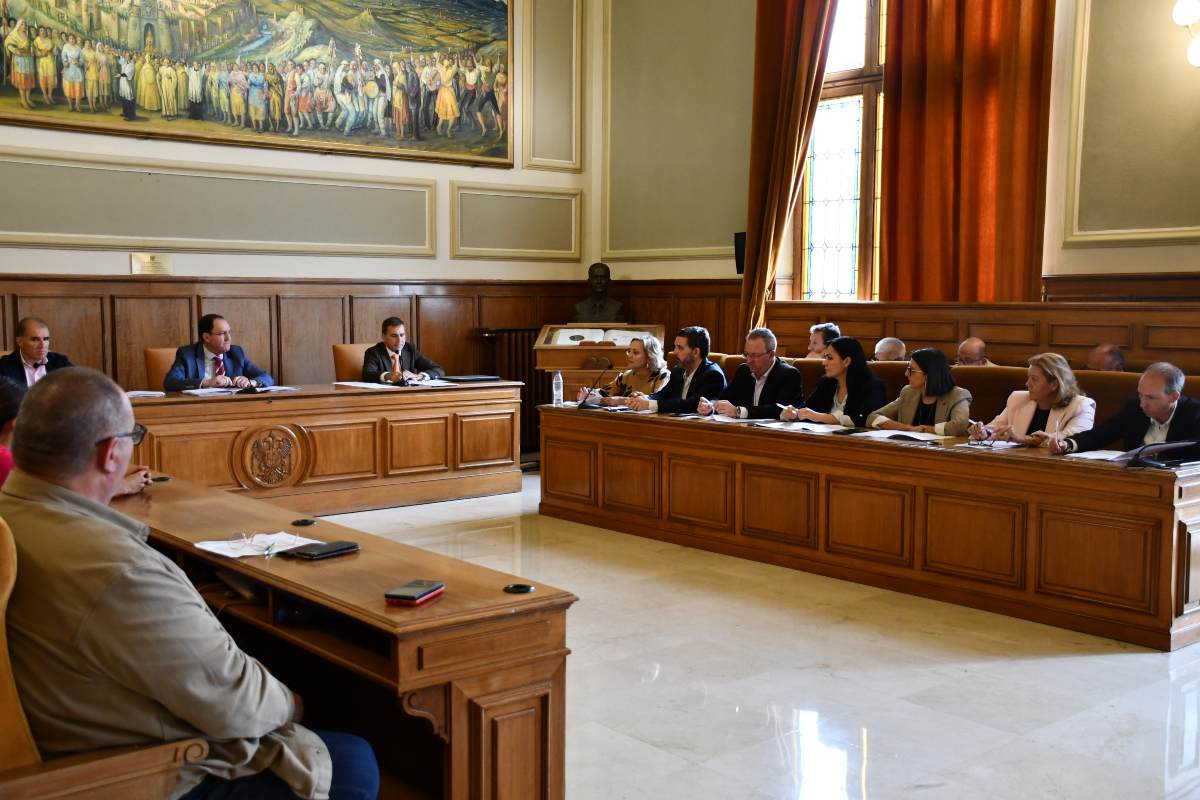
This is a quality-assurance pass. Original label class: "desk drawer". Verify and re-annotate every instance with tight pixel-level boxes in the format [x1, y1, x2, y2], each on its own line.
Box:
[397, 612, 566, 682]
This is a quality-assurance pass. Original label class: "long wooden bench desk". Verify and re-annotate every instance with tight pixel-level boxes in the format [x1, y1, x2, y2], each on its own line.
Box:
[131, 382, 523, 515]
[539, 406, 1200, 651]
[113, 476, 575, 800]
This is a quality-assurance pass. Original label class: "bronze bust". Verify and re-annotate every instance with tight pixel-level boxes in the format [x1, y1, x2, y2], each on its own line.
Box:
[573, 262, 626, 323]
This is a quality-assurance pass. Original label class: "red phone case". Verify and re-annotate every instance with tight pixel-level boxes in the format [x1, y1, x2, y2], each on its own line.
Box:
[385, 585, 445, 607]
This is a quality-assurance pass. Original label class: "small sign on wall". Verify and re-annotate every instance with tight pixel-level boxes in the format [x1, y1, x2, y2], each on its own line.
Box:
[131, 253, 172, 276]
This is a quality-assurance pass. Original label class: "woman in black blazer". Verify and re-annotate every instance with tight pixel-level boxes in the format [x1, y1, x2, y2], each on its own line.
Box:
[781, 336, 886, 427]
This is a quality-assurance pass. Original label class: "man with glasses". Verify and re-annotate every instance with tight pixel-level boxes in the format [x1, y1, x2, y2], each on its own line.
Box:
[164, 313, 274, 391]
[955, 337, 996, 367]
[0, 368, 379, 799]
[697, 327, 802, 419]
[627, 325, 725, 413]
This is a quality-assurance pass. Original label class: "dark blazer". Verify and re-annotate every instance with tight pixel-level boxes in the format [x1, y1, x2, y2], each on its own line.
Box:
[805, 374, 888, 427]
[718, 360, 804, 419]
[163, 343, 273, 391]
[0, 351, 72, 387]
[650, 360, 727, 414]
[361, 341, 444, 383]
[1069, 395, 1200, 459]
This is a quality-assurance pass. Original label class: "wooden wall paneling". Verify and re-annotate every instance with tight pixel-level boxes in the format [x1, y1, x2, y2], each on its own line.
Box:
[113, 295, 193, 389]
[198, 295, 276, 380]
[825, 479, 913, 566]
[151, 430, 240, 488]
[350, 295, 414, 344]
[456, 410, 517, 468]
[741, 466, 817, 548]
[1042, 272, 1200, 302]
[386, 415, 450, 475]
[678, 297, 720, 352]
[666, 455, 734, 533]
[14, 294, 107, 372]
[480, 296, 539, 330]
[720, 296, 741, 354]
[277, 296, 348, 385]
[302, 421, 378, 483]
[542, 438, 596, 505]
[625, 296, 676, 340]
[417, 295, 478, 376]
[538, 295, 580, 327]
[601, 446, 662, 517]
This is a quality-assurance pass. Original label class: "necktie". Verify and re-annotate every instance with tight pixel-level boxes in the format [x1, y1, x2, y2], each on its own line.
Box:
[391, 351, 400, 375]
[213, 355, 225, 377]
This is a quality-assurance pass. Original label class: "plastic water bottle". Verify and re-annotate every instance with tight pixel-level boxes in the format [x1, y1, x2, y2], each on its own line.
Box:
[552, 370, 564, 406]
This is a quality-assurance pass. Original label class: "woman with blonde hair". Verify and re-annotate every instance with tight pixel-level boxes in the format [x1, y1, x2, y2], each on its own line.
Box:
[577, 335, 669, 406]
[969, 352, 1095, 445]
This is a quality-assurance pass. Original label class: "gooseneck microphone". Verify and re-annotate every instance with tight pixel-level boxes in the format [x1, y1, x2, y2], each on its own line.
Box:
[578, 358, 614, 408]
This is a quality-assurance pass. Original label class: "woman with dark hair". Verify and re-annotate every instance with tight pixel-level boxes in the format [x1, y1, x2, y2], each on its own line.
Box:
[781, 336, 886, 427]
[0, 376, 25, 485]
[867, 348, 972, 435]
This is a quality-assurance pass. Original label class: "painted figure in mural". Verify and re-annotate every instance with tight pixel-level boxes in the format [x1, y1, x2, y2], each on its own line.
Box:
[157, 57, 177, 119]
[82, 39, 97, 112]
[434, 55, 458, 138]
[60, 34, 83, 112]
[136, 52, 159, 111]
[247, 61, 266, 132]
[4, 20, 36, 109]
[34, 26, 55, 105]
[228, 60, 247, 127]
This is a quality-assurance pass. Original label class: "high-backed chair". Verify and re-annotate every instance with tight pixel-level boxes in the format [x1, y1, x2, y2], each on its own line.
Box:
[143, 348, 177, 393]
[332, 343, 374, 382]
[0, 518, 208, 798]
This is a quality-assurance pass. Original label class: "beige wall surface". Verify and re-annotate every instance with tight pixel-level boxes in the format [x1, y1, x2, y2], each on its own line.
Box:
[603, 0, 755, 259]
[0, 0, 742, 282]
[1044, 0, 1200, 275]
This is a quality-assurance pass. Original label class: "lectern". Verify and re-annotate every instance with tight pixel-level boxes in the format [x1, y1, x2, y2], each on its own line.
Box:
[534, 323, 666, 399]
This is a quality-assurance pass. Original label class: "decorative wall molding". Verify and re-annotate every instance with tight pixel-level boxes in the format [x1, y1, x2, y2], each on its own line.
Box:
[450, 182, 582, 261]
[522, 0, 584, 172]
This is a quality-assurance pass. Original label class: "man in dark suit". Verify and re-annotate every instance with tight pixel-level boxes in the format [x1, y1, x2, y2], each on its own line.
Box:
[1042, 362, 1200, 460]
[628, 326, 726, 414]
[698, 327, 802, 420]
[361, 316, 444, 383]
[0, 317, 73, 387]
[163, 314, 274, 391]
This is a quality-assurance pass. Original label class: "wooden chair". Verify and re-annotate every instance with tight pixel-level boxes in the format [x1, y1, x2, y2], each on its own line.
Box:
[332, 343, 373, 382]
[0, 518, 208, 799]
[143, 348, 177, 393]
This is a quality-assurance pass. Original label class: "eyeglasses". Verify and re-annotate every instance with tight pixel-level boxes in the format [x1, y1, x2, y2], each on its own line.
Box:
[904, 366, 924, 375]
[225, 532, 299, 559]
[743, 350, 773, 360]
[96, 422, 146, 447]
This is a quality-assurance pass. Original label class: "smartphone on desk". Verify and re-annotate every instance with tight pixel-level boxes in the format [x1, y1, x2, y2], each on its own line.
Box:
[385, 580, 445, 606]
[284, 540, 360, 560]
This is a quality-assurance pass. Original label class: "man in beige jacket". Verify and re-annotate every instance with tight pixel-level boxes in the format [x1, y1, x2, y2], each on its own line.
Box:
[0, 368, 378, 799]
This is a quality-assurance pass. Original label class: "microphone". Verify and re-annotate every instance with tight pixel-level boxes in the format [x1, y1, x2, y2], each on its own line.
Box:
[1123, 438, 1198, 469]
[578, 358, 614, 408]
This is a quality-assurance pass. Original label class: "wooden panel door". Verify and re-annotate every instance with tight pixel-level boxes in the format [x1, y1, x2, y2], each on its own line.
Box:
[113, 296, 193, 390]
[14, 294, 107, 373]
[278, 296, 348, 385]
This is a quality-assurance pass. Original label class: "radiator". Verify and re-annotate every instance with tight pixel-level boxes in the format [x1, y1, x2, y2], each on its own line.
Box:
[482, 328, 546, 452]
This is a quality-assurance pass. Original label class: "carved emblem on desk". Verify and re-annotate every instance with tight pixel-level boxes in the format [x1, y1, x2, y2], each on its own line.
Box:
[234, 425, 306, 490]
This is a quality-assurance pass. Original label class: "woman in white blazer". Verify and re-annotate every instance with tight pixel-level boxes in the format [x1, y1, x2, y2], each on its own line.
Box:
[969, 352, 1095, 445]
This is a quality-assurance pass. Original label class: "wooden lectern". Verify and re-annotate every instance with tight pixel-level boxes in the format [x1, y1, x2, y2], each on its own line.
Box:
[534, 324, 667, 399]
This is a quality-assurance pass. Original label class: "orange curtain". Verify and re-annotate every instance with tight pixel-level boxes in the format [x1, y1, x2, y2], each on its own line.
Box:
[740, 0, 840, 334]
[879, 0, 1055, 302]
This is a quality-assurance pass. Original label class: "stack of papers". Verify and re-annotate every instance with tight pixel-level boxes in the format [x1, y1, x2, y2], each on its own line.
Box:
[756, 421, 848, 434]
[259, 385, 299, 392]
[126, 390, 165, 398]
[851, 429, 951, 441]
[407, 378, 457, 387]
[181, 387, 237, 396]
[707, 414, 757, 424]
[955, 440, 1026, 450]
[335, 381, 401, 389]
[196, 532, 322, 558]
[1064, 450, 1126, 461]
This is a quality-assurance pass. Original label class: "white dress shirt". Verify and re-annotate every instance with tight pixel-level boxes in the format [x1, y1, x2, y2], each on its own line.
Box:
[202, 348, 224, 382]
[735, 360, 776, 418]
[1144, 405, 1176, 446]
[21, 356, 47, 386]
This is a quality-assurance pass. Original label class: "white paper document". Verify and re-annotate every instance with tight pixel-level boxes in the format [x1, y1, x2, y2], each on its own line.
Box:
[955, 440, 1026, 450]
[408, 378, 458, 387]
[707, 414, 758, 424]
[1064, 450, 1127, 461]
[851, 429, 951, 441]
[126, 390, 165, 398]
[181, 387, 238, 396]
[195, 532, 323, 559]
[755, 421, 845, 434]
[258, 385, 300, 392]
[334, 381, 402, 389]
[551, 328, 604, 345]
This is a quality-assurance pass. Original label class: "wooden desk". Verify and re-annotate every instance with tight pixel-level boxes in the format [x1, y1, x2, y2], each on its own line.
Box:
[539, 406, 1200, 651]
[113, 477, 576, 800]
[131, 383, 523, 515]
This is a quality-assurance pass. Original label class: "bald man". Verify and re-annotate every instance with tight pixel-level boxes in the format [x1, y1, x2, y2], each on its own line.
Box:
[1085, 343, 1125, 372]
[956, 337, 995, 367]
[873, 337, 906, 362]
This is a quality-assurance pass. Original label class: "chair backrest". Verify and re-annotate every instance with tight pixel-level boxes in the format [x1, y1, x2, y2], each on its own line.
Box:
[144, 348, 177, 393]
[332, 343, 373, 382]
[0, 518, 40, 770]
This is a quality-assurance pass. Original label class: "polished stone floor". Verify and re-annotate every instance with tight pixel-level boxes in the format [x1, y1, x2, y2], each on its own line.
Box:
[329, 475, 1199, 799]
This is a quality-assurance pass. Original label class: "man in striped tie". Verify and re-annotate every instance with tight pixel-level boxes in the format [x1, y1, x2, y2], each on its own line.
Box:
[163, 314, 274, 391]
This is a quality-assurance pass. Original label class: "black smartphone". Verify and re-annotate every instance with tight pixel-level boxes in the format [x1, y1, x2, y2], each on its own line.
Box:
[283, 540, 360, 560]
[385, 580, 445, 606]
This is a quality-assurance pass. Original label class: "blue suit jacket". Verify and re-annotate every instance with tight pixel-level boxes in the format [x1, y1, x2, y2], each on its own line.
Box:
[163, 343, 273, 391]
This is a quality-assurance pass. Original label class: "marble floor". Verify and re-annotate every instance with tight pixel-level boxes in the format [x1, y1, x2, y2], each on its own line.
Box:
[329, 475, 1199, 800]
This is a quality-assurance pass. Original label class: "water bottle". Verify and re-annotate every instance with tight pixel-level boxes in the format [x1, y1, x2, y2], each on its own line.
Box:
[552, 370, 564, 406]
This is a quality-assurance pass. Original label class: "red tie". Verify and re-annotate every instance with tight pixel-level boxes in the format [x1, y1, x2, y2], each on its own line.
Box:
[213, 355, 225, 377]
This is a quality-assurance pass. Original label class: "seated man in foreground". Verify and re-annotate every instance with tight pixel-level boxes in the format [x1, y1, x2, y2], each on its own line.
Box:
[164, 313, 274, 391]
[1041, 362, 1200, 460]
[1, 368, 378, 799]
[697, 327, 801, 419]
[627, 325, 726, 413]
[361, 316, 444, 383]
